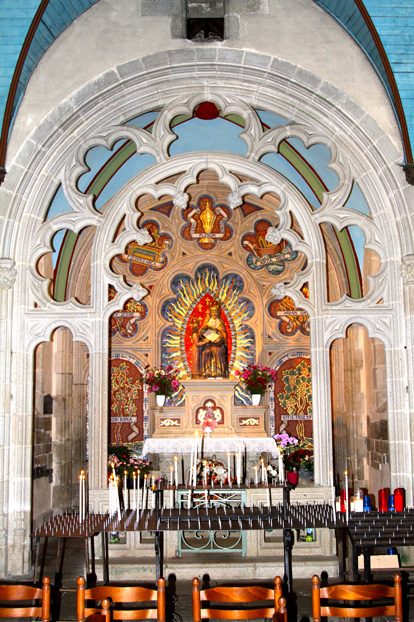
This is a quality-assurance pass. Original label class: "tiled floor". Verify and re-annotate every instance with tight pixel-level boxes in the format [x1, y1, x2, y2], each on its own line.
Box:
[36, 538, 411, 621]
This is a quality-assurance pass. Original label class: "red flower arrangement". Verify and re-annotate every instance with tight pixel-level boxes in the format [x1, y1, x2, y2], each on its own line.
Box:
[235, 364, 277, 395]
[144, 364, 179, 397]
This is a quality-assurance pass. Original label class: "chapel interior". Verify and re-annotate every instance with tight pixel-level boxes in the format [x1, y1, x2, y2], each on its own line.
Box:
[1, 0, 414, 607]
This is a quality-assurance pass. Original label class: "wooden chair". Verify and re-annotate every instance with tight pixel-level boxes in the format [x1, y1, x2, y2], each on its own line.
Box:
[0, 576, 51, 620]
[192, 576, 283, 621]
[77, 576, 166, 622]
[273, 596, 288, 622]
[312, 573, 403, 621]
[85, 598, 111, 622]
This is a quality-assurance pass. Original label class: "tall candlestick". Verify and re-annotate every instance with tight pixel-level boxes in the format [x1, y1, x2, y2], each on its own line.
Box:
[261, 458, 265, 484]
[116, 476, 121, 520]
[137, 470, 140, 514]
[174, 455, 179, 487]
[345, 470, 349, 523]
[132, 472, 136, 512]
[124, 470, 128, 510]
[189, 443, 194, 486]
[254, 465, 258, 486]
[79, 471, 83, 522]
[330, 470, 336, 524]
[170, 465, 174, 486]
[227, 452, 231, 487]
[278, 450, 284, 485]
[193, 432, 198, 487]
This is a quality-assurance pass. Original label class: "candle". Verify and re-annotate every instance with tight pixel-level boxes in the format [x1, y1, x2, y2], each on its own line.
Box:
[237, 447, 241, 485]
[109, 475, 113, 516]
[132, 472, 136, 511]
[116, 477, 121, 520]
[330, 471, 336, 524]
[261, 458, 265, 484]
[137, 470, 140, 514]
[227, 452, 231, 486]
[189, 443, 194, 486]
[174, 455, 179, 487]
[193, 432, 198, 487]
[254, 465, 258, 486]
[79, 471, 84, 522]
[124, 470, 128, 510]
[278, 450, 284, 485]
[345, 471, 349, 523]
[170, 466, 174, 486]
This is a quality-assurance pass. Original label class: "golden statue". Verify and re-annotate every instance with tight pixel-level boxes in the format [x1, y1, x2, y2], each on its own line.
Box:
[191, 299, 229, 378]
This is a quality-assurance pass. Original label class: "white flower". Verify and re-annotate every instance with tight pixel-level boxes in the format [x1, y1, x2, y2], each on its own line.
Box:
[213, 465, 226, 482]
[267, 464, 277, 477]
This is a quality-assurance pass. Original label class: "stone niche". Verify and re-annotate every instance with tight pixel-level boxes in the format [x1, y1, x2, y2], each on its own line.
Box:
[151, 379, 268, 438]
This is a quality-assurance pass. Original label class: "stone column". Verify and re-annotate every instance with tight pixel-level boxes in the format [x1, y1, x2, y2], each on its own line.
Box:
[88, 318, 109, 499]
[0, 259, 16, 575]
[400, 254, 414, 504]
[310, 315, 333, 486]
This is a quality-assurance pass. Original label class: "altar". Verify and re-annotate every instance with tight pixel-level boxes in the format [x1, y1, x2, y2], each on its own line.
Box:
[150, 379, 269, 438]
[142, 436, 278, 456]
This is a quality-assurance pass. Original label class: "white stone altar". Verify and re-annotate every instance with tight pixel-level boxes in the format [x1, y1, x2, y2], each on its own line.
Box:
[151, 378, 269, 438]
[142, 436, 278, 457]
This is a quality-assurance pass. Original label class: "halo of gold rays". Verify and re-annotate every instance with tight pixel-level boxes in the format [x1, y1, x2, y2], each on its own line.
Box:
[162, 267, 255, 404]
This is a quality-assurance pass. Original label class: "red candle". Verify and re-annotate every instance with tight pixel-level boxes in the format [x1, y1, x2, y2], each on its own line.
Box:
[394, 488, 404, 512]
[378, 488, 388, 512]
[340, 489, 346, 513]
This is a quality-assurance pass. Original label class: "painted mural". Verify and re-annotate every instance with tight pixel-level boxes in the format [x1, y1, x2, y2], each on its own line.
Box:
[274, 354, 313, 448]
[110, 355, 144, 445]
[181, 196, 232, 250]
[242, 219, 297, 274]
[114, 221, 172, 277]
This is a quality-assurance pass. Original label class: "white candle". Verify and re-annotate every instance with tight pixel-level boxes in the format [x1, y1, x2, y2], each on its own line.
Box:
[79, 471, 83, 521]
[193, 432, 198, 487]
[137, 470, 140, 514]
[124, 471, 128, 510]
[261, 458, 265, 484]
[174, 455, 179, 487]
[278, 451, 284, 484]
[116, 477, 121, 520]
[345, 470, 349, 523]
[267, 486, 271, 508]
[227, 452, 231, 485]
[254, 465, 258, 486]
[109, 475, 113, 516]
[170, 466, 174, 486]
[189, 443, 194, 486]
[330, 470, 336, 524]
[132, 472, 136, 511]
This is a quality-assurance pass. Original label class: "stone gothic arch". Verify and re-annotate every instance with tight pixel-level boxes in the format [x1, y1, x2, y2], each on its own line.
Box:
[1, 48, 413, 576]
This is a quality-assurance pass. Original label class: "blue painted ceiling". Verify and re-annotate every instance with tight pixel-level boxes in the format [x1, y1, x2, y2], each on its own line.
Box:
[0, 0, 413, 161]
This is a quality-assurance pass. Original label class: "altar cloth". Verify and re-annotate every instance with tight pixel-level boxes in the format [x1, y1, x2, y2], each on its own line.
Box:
[142, 436, 278, 457]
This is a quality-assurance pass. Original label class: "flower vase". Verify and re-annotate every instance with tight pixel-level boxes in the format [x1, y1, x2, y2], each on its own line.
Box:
[251, 394, 261, 406]
[156, 394, 166, 407]
[204, 425, 212, 438]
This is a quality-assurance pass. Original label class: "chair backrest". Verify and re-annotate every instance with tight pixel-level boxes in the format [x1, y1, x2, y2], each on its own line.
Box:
[273, 596, 288, 622]
[77, 576, 166, 622]
[192, 576, 283, 621]
[0, 576, 51, 620]
[312, 573, 403, 621]
[85, 598, 111, 622]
